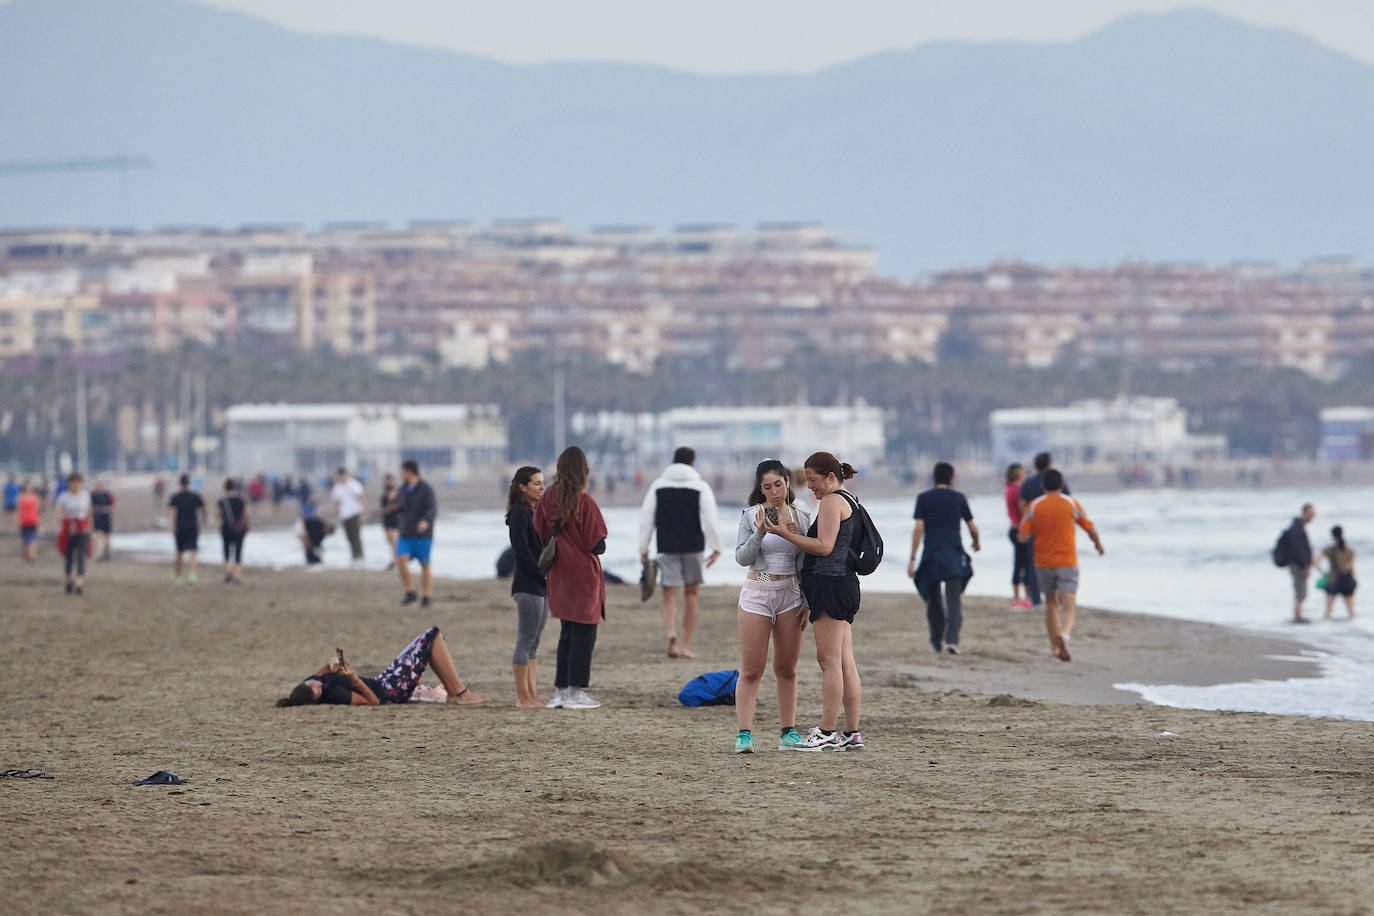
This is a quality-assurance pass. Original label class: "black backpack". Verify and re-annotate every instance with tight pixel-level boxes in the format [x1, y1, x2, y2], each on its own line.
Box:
[837, 491, 884, 576]
[1271, 528, 1291, 568]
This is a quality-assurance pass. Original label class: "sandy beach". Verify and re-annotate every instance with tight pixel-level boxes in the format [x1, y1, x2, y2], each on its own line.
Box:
[2, 542, 1372, 915]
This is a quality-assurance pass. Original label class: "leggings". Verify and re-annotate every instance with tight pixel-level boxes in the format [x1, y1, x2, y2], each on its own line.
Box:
[65, 533, 88, 577]
[1008, 527, 1031, 588]
[512, 592, 549, 665]
[374, 626, 440, 704]
[925, 578, 963, 649]
[554, 619, 598, 689]
[343, 515, 363, 560]
[222, 530, 245, 563]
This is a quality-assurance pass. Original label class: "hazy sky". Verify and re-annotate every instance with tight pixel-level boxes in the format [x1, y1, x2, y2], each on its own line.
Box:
[169, 0, 1374, 72]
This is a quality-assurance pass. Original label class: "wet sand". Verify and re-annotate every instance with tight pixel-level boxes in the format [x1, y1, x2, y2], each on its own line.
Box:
[2, 547, 1372, 915]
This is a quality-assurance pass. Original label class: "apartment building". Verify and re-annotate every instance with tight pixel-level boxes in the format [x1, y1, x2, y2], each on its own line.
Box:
[1, 223, 1371, 379]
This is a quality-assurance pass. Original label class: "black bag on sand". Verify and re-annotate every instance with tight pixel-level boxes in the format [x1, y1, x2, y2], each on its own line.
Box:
[537, 521, 561, 574]
[837, 490, 884, 576]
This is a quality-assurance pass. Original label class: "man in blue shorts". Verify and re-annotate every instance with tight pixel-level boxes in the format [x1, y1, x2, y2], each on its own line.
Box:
[394, 460, 437, 608]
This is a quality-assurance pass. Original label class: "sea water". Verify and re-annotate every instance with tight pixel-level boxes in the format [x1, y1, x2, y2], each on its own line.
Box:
[113, 485, 1374, 721]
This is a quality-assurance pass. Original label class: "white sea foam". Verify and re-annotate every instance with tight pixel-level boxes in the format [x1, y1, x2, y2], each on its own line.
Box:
[113, 484, 1374, 721]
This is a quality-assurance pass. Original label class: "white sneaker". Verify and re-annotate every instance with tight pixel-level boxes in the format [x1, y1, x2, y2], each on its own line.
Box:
[546, 687, 568, 709]
[563, 688, 601, 709]
[794, 726, 841, 752]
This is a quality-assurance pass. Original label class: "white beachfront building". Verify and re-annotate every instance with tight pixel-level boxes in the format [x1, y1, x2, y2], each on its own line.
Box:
[571, 404, 886, 471]
[225, 403, 507, 479]
[990, 397, 1223, 469]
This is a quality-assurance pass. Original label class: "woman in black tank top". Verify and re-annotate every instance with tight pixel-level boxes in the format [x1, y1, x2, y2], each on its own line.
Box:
[761, 451, 864, 752]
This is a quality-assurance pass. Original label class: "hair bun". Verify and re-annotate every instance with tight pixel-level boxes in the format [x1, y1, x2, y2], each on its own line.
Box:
[839, 463, 856, 480]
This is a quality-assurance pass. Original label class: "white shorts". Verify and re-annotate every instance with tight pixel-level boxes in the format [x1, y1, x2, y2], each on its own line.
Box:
[738, 577, 804, 623]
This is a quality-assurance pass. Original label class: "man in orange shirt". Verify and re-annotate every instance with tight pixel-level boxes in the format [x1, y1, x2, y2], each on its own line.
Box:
[17, 479, 41, 564]
[1017, 469, 1104, 662]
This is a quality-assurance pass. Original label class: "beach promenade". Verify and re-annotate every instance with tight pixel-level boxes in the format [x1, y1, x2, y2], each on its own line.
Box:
[2, 549, 1371, 915]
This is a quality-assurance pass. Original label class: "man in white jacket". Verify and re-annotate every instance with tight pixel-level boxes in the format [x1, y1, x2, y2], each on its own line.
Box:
[639, 447, 723, 659]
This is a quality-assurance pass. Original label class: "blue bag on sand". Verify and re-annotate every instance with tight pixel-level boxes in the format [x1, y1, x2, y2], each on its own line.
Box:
[678, 670, 739, 707]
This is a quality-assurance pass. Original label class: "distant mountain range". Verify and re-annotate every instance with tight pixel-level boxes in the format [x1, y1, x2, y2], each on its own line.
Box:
[1, 0, 1371, 273]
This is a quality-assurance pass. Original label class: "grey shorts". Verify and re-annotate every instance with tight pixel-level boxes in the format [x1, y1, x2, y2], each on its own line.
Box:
[658, 553, 705, 588]
[1036, 566, 1079, 596]
[1290, 564, 1308, 601]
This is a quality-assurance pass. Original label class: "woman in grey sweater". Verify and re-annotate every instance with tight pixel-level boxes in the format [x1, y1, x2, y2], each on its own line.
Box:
[731, 459, 811, 754]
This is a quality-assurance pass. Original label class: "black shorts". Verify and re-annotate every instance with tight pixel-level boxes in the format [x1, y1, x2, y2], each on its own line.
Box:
[1324, 574, 1357, 597]
[175, 529, 199, 553]
[802, 571, 861, 624]
[94, 520, 112, 534]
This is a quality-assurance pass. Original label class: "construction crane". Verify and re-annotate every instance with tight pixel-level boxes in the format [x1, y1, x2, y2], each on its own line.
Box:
[0, 154, 153, 175]
[0, 154, 154, 224]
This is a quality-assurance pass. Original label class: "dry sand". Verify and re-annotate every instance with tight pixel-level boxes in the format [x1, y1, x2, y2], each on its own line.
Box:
[2, 543, 1373, 915]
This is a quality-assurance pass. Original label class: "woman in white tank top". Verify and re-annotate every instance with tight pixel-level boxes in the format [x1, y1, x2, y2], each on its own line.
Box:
[730, 459, 811, 753]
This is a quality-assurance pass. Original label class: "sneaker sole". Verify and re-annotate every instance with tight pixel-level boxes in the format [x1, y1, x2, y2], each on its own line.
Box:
[735, 746, 754, 754]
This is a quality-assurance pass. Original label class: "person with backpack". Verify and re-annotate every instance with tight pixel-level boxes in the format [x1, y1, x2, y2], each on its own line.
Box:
[637, 446, 724, 660]
[1275, 504, 1316, 623]
[731, 459, 812, 754]
[908, 461, 980, 655]
[216, 478, 250, 584]
[534, 446, 609, 710]
[762, 452, 872, 751]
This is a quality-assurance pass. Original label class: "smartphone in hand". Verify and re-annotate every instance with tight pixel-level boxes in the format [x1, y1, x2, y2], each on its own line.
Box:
[764, 506, 779, 526]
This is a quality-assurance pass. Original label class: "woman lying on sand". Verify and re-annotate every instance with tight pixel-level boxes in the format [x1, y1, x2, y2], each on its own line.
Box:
[276, 626, 487, 707]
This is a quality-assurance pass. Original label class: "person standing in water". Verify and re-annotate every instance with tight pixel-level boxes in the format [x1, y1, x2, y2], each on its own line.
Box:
[1278, 504, 1316, 623]
[1318, 525, 1357, 619]
[506, 466, 550, 708]
[732, 459, 811, 754]
[763, 452, 865, 752]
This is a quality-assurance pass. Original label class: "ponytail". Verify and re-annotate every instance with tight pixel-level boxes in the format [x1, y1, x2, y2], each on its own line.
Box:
[1331, 525, 1346, 552]
[804, 452, 856, 482]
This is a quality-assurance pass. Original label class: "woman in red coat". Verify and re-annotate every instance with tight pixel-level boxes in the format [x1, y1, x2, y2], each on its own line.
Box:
[534, 446, 609, 710]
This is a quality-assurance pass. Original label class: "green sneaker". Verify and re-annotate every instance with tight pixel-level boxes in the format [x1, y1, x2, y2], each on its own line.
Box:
[777, 727, 804, 750]
[169, 573, 181, 583]
[734, 731, 754, 754]
[186, 573, 199, 584]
